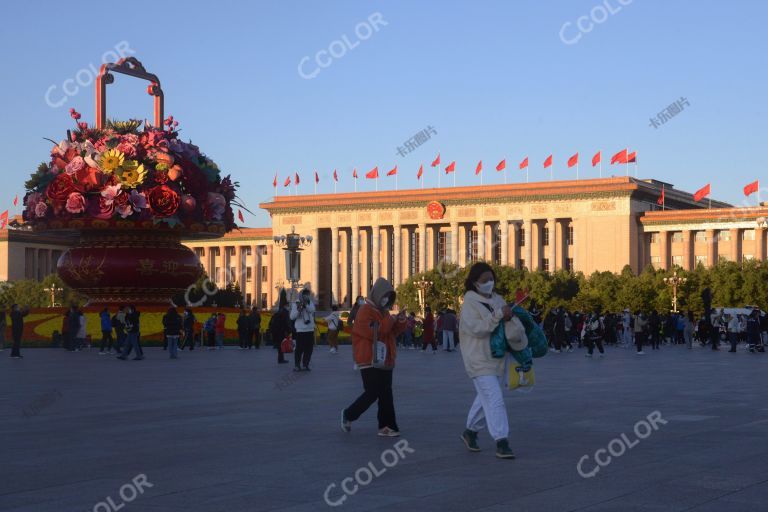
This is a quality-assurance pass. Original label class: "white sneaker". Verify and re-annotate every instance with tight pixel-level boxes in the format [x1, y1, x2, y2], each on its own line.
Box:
[636, 351, 645, 355]
[377, 427, 401, 437]
[585, 353, 592, 358]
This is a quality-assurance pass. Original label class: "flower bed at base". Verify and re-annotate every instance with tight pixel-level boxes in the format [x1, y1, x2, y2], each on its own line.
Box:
[10, 307, 351, 347]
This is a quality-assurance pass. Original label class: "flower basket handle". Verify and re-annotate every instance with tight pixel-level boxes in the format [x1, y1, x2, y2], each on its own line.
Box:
[95, 57, 164, 130]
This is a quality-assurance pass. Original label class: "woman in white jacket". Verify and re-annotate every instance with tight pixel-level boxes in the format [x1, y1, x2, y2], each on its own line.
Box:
[458, 262, 515, 459]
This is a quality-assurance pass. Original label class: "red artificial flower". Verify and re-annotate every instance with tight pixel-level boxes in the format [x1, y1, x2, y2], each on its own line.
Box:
[87, 195, 115, 220]
[46, 173, 79, 206]
[147, 185, 180, 217]
[74, 166, 102, 191]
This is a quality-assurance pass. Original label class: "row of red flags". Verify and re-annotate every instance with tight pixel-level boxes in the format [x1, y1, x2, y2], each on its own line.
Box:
[0, 195, 18, 229]
[656, 180, 760, 207]
[272, 149, 640, 187]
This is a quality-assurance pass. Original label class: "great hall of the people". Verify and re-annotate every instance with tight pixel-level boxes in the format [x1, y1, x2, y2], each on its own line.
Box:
[2, 177, 767, 309]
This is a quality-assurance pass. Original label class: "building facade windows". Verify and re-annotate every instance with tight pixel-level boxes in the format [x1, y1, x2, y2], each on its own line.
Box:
[542, 258, 550, 272]
[519, 228, 525, 247]
[743, 229, 755, 241]
[695, 255, 707, 266]
[694, 231, 707, 243]
[671, 232, 683, 243]
[543, 227, 550, 247]
[672, 255, 683, 266]
[466, 229, 478, 263]
[566, 225, 574, 246]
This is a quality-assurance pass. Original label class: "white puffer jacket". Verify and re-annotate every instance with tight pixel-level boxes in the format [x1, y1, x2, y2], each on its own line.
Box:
[459, 290, 508, 378]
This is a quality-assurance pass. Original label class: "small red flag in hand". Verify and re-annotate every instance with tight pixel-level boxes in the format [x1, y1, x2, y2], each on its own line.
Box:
[567, 153, 579, 168]
[496, 159, 506, 172]
[693, 183, 711, 202]
[475, 160, 483, 175]
[445, 161, 456, 174]
[366, 167, 379, 179]
[387, 166, 398, 176]
[238, 210, 245, 223]
[431, 153, 441, 167]
[592, 151, 601, 167]
[610, 149, 628, 164]
[657, 188, 665, 206]
[543, 155, 553, 168]
[519, 157, 528, 170]
[744, 180, 759, 197]
[417, 164, 424, 180]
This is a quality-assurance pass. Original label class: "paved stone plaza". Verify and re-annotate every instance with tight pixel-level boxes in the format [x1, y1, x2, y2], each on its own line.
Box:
[1, 343, 767, 511]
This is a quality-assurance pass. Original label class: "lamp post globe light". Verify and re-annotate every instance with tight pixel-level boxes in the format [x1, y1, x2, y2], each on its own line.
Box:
[43, 286, 64, 308]
[414, 279, 433, 316]
[663, 271, 687, 313]
[273, 226, 313, 294]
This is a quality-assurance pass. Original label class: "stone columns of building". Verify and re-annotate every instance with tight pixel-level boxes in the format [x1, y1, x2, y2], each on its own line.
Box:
[510, 222, 519, 268]
[682, 230, 693, 270]
[756, 227, 767, 262]
[360, 228, 370, 295]
[250, 244, 259, 307]
[547, 218, 557, 272]
[730, 228, 741, 262]
[311, 227, 320, 298]
[705, 229, 716, 267]
[500, 221, 509, 266]
[476, 220, 486, 262]
[234, 245, 244, 303]
[351, 225, 360, 300]
[524, 219, 533, 270]
[331, 226, 339, 306]
[266, 244, 274, 307]
[418, 223, 427, 273]
[450, 222, 459, 264]
[659, 231, 670, 270]
[371, 225, 381, 282]
[393, 224, 402, 285]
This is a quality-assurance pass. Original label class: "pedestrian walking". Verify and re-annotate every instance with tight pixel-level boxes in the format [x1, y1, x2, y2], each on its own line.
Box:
[421, 306, 437, 353]
[684, 311, 695, 349]
[249, 306, 261, 348]
[747, 309, 764, 353]
[457, 262, 517, 459]
[726, 313, 739, 352]
[181, 308, 196, 350]
[113, 306, 126, 353]
[340, 278, 407, 437]
[634, 311, 647, 355]
[584, 313, 605, 357]
[99, 307, 113, 354]
[9, 304, 29, 359]
[0, 309, 6, 351]
[442, 308, 458, 352]
[204, 313, 216, 349]
[75, 310, 87, 351]
[324, 305, 341, 354]
[290, 288, 316, 371]
[117, 305, 143, 360]
[269, 289, 292, 364]
[237, 309, 250, 349]
[162, 307, 183, 359]
[215, 312, 226, 349]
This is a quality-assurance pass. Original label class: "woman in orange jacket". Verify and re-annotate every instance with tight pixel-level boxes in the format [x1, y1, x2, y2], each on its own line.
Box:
[341, 278, 407, 437]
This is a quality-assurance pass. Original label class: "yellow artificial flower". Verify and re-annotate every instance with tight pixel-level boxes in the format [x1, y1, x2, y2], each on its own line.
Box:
[100, 149, 125, 173]
[117, 160, 147, 188]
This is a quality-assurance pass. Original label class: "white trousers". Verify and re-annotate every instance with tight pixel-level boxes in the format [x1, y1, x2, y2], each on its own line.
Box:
[443, 330, 455, 350]
[466, 375, 509, 441]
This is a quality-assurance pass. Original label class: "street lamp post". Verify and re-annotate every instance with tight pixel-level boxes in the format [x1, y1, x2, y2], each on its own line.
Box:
[414, 279, 433, 316]
[43, 286, 63, 308]
[663, 271, 687, 313]
[273, 226, 313, 298]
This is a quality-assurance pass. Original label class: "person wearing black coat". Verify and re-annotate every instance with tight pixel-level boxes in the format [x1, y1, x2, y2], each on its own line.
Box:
[9, 304, 29, 359]
[181, 308, 196, 350]
[270, 290, 292, 364]
[118, 305, 143, 360]
[162, 307, 183, 359]
[249, 307, 261, 349]
[237, 309, 250, 349]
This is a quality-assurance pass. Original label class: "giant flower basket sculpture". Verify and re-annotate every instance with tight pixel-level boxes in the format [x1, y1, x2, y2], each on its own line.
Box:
[24, 58, 243, 304]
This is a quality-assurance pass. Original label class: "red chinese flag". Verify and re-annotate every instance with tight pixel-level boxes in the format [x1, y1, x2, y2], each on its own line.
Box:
[417, 164, 424, 180]
[519, 157, 529, 170]
[294, 172, 300, 185]
[543, 155, 553, 168]
[353, 168, 358, 179]
[333, 169, 338, 181]
[13, 195, 18, 206]
[627, 151, 637, 163]
[237, 209, 245, 222]
[365, 166, 379, 179]
[657, 188, 665, 205]
[610, 148, 628, 164]
[693, 183, 711, 202]
[496, 159, 506, 172]
[0, 210, 7, 229]
[314, 171, 319, 184]
[431, 153, 441, 167]
[567, 153, 579, 168]
[273, 173, 278, 187]
[445, 161, 456, 174]
[592, 151, 601, 167]
[387, 166, 398, 176]
[283, 176, 291, 187]
[744, 180, 759, 197]
[475, 160, 483, 175]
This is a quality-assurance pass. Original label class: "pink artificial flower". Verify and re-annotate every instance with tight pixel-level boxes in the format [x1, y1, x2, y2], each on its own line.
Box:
[100, 184, 122, 205]
[65, 192, 86, 213]
[34, 201, 48, 218]
[64, 156, 85, 176]
[206, 192, 226, 220]
[24, 192, 42, 208]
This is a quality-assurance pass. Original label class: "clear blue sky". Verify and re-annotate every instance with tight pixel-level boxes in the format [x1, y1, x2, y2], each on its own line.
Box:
[1, 0, 766, 226]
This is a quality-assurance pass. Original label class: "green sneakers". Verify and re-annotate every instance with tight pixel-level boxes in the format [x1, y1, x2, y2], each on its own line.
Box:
[461, 429, 481, 452]
[495, 439, 515, 459]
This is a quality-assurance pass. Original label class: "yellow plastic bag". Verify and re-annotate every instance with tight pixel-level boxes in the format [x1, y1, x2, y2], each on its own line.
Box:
[505, 358, 535, 392]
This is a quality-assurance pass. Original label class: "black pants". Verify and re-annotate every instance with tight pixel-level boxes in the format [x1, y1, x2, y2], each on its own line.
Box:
[294, 331, 314, 368]
[729, 332, 738, 352]
[182, 329, 194, 350]
[252, 329, 261, 348]
[274, 335, 286, 363]
[587, 336, 604, 355]
[650, 331, 660, 350]
[239, 331, 250, 349]
[100, 330, 113, 352]
[10, 331, 22, 357]
[345, 368, 398, 430]
[422, 338, 437, 351]
[711, 329, 720, 350]
[635, 332, 645, 352]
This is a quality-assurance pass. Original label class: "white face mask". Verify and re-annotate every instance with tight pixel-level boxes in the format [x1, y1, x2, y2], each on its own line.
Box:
[476, 280, 494, 295]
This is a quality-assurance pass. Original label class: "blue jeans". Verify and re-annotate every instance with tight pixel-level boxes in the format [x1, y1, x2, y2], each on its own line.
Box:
[167, 335, 179, 358]
[124, 332, 141, 358]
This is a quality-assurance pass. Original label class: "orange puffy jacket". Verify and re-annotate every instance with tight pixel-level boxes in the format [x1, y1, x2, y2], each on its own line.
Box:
[351, 278, 406, 370]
